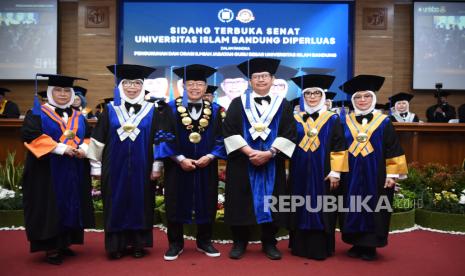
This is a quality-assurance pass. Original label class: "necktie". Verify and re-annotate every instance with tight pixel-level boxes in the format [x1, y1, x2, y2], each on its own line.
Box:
[188, 103, 202, 113]
[254, 96, 271, 105]
[355, 113, 374, 124]
[55, 107, 72, 118]
[125, 102, 142, 114]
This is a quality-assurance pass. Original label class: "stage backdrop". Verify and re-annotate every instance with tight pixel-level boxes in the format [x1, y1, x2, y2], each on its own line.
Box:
[119, 1, 353, 104]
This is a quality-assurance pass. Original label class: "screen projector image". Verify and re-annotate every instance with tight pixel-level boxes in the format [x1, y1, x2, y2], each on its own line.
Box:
[0, 0, 57, 80]
[120, 1, 352, 103]
[414, 1, 465, 91]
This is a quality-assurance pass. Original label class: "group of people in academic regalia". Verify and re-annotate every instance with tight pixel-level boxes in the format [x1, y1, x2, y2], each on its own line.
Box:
[21, 58, 408, 266]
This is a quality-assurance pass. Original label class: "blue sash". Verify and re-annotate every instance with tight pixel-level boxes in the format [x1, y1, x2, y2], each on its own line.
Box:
[242, 103, 284, 224]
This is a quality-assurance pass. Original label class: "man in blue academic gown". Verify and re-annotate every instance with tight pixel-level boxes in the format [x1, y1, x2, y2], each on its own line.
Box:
[155, 64, 226, 261]
[222, 58, 296, 260]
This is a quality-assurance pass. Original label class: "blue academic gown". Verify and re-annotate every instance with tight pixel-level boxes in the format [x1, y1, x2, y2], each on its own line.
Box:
[155, 98, 226, 224]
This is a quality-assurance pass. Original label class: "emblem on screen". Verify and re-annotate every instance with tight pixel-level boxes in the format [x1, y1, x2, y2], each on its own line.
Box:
[236, 9, 255, 23]
[218, 8, 234, 23]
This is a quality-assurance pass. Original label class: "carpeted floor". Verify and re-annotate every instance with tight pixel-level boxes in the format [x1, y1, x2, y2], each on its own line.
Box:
[0, 229, 464, 276]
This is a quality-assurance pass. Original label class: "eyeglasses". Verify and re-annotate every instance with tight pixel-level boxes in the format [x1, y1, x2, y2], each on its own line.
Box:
[122, 79, 143, 87]
[185, 82, 206, 88]
[353, 94, 373, 100]
[303, 91, 322, 97]
[251, 73, 271, 80]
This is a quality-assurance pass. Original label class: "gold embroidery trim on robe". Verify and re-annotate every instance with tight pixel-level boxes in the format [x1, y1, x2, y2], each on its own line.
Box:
[330, 150, 349, 172]
[294, 111, 334, 152]
[386, 155, 408, 174]
[346, 112, 386, 157]
[0, 100, 8, 114]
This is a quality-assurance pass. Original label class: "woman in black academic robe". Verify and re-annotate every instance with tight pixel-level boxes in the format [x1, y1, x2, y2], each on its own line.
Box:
[87, 64, 161, 259]
[339, 75, 408, 261]
[388, 92, 419, 123]
[287, 74, 348, 260]
[21, 75, 94, 265]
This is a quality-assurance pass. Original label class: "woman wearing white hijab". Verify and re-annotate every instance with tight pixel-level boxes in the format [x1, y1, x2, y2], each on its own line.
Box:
[389, 92, 419, 122]
[21, 74, 94, 265]
[338, 75, 408, 261]
[87, 64, 162, 260]
[288, 74, 348, 260]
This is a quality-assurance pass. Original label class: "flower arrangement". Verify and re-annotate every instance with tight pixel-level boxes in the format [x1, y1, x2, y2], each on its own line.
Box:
[216, 168, 226, 221]
[398, 162, 465, 214]
[91, 179, 103, 211]
[0, 152, 23, 195]
[0, 152, 23, 210]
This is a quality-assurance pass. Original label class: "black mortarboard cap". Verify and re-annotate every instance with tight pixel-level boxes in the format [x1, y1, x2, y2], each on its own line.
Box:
[38, 74, 87, 87]
[389, 92, 414, 103]
[333, 99, 354, 110]
[173, 64, 216, 82]
[237, 58, 280, 78]
[326, 91, 337, 100]
[291, 74, 335, 90]
[95, 97, 113, 109]
[106, 64, 156, 80]
[339, 75, 385, 95]
[73, 86, 87, 96]
[375, 103, 389, 110]
[0, 87, 10, 95]
[205, 85, 218, 95]
[103, 97, 113, 104]
[38, 90, 47, 99]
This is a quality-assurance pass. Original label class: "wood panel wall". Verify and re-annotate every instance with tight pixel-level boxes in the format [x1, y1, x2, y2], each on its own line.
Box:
[1, 0, 464, 121]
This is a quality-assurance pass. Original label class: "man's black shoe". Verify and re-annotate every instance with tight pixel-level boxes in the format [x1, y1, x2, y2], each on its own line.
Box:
[197, 242, 221, 257]
[262, 244, 282, 260]
[361, 247, 377, 261]
[108, 251, 123, 260]
[60, 247, 76, 257]
[229, 242, 247, 259]
[45, 251, 63, 265]
[164, 245, 183, 261]
[133, 248, 147, 258]
[347, 246, 362, 258]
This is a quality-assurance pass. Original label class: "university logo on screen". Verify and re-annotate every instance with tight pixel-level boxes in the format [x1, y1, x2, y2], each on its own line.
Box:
[218, 8, 255, 24]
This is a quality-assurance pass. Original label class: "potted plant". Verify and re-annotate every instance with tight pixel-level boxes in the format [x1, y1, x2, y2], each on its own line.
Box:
[400, 163, 465, 232]
[0, 152, 24, 227]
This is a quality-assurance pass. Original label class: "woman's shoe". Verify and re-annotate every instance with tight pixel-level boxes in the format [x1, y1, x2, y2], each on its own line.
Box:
[60, 247, 76, 257]
[45, 250, 63, 265]
[109, 251, 123, 260]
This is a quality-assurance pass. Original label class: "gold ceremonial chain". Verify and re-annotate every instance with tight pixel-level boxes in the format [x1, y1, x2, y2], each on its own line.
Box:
[176, 98, 212, 144]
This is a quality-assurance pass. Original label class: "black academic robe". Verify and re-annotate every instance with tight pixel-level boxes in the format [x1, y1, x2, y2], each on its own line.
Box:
[21, 109, 94, 252]
[340, 112, 408, 248]
[222, 96, 296, 226]
[458, 104, 465, 123]
[288, 111, 348, 259]
[426, 104, 456, 122]
[0, 100, 20, 118]
[389, 113, 419, 123]
[154, 99, 226, 224]
[90, 104, 157, 252]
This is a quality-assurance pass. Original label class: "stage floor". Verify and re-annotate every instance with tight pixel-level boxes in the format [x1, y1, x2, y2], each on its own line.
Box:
[0, 228, 464, 276]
